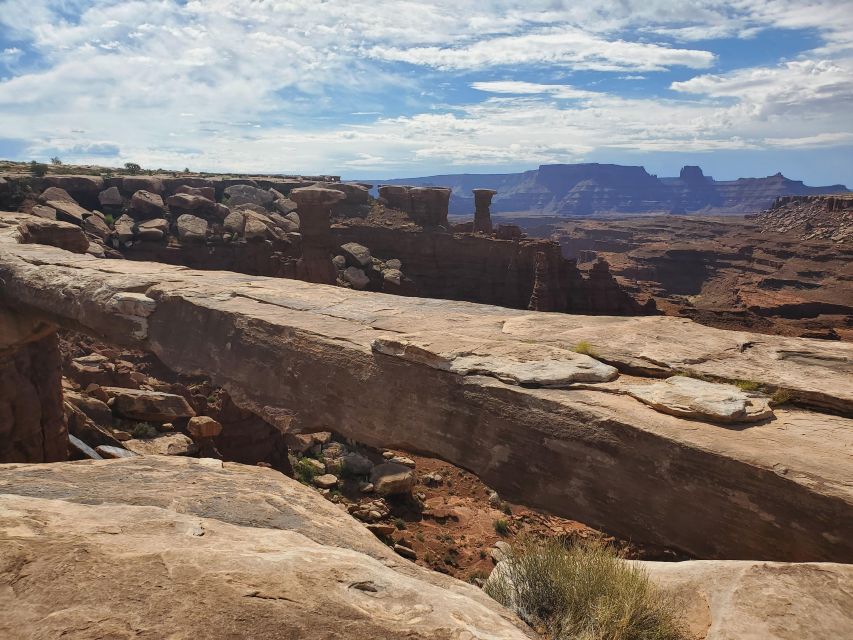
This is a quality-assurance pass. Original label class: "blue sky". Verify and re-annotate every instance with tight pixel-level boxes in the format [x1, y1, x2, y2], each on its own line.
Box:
[0, 1, 851, 185]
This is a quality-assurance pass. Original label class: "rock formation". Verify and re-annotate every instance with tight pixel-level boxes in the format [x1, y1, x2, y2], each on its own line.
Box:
[473, 188, 496, 234]
[291, 185, 345, 284]
[2, 211, 851, 562]
[373, 163, 850, 215]
[754, 194, 853, 242]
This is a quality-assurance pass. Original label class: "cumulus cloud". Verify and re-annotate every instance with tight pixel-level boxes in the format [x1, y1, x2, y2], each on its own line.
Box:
[0, 0, 850, 174]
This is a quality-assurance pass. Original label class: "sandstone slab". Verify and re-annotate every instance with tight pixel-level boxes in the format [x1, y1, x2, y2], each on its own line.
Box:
[102, 387, 196, 422]
[625, 376, 774, 423]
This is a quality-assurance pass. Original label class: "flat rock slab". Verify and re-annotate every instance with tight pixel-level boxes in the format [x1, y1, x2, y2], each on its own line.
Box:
[645, 560, 853, 640]
[624, 376, 774, 424]
[373, 337, 619, 386]
[0, 457, 531, 640]
[102, 387, 196, 422]
[122, 432, 194, 456]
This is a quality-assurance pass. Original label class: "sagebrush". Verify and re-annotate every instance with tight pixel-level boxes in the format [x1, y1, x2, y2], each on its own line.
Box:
[484, 538, 686, 640]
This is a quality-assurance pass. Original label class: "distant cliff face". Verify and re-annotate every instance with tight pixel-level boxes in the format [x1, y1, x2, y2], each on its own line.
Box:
[366, 163, 850, 216]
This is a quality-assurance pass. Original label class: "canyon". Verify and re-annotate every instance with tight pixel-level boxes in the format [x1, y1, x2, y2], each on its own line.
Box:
[1, 166, 851, 639]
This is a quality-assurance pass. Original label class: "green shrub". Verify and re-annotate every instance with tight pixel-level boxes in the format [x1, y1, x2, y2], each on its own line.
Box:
[493, 518, 510, 536]
[770, 388, 792, 406]
[484, 538, 686, 640]
[394, 517, 407, 530]
[294, 458, 322, 485]
[124, 162, 141, 174]
[735, 380, 761, 392]
[573, 341, 596, 356]
[30, 161, 48, 177]
[131, 422, 158, 439]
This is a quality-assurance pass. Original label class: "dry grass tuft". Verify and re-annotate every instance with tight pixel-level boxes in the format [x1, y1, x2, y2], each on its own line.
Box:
[573, 341, 597, 357]
[484, 538, 687, 640]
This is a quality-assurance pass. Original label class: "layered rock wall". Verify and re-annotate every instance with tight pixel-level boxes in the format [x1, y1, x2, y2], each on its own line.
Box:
[0, 310, 67, 463]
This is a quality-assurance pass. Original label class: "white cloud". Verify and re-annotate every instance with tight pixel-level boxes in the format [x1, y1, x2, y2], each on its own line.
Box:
[0, 1, 850, 175]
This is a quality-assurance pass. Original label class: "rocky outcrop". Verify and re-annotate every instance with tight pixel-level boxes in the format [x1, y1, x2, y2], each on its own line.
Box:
[1, 214, 851, 562]
[0, 309, 66, 463]
[0, 456, 532, 639]
[473, 188, 496, 234]
[291, 186, 344, 284]
[378, 185, 451, 227]
[754, 194, 853, 243]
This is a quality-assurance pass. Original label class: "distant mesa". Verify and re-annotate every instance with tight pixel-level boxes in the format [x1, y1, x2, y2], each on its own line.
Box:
[362, 163, 850, 217]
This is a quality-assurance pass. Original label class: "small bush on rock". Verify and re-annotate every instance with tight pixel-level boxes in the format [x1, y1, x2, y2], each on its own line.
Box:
[131, 422, 158, 439]
[30, 161, 48, 177]
[493, 518, 510, 536]
[294, 458, 322, 485]
[484, 538, 686, 640]
[735, 379, 761, 392]
[572, 341, 596, 356]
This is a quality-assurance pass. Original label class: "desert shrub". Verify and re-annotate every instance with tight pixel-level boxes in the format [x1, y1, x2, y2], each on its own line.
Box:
[30, 161, 48, 177]
[124, 162, 141, 174]
[131, 422, 158, 439]
[394, 517, 407, 530]
[493, 518, 510, 536]
[735, 380, 761, 392]
[573, 341, 596, 356]
[294, 458, 321, 485]
[50, 156, 62, 165]
[484, 538, 686, 640]
[770, 388, 792, 406]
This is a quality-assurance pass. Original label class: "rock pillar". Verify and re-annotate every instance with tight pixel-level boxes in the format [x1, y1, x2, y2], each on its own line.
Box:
[291, 186, 346, 285]
[409, 187, 451, 228]
[472, 189, 496, 234]
[378, 185, 412, 213]
[0, 309, 67, 462]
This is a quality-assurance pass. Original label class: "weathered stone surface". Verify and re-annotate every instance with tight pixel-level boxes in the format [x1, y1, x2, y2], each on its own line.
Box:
[98, 186, 123, 208]
[373, 337, 619, 386]
[45, 198, 89, 225]
[340, 241, 372, 267]
[188, 415, 223, 439]
[644, 560, 853, 640]
[0, 325, 67, 463]
[102, 387, 196, 422]
[167, 192, 218, 217]
[113, 214, 135, 243]
[224, 184, 274, 208]
[136, 217, 169, 241]
[123, 432, 193, 456]
[0, 457, 531, 639]
[95, 444, 138, 458]
[15, 218, 89, 254]
[175, 184, 216, 201]
[30, 204, 56, 219]
[223, 210, 246, 235]
[371, 462, 415, 495]
[176, 214, 208, 243]
[473, 188, 496, 234]
[121, 176, 163, 196]
[313, 473, 338, 489]
[130, 190, 167, 220]
[342, 265, 370, 289]
[1, 212, 852, 562]
[83, 212, 111, 239]
[625, 376, 774, 423]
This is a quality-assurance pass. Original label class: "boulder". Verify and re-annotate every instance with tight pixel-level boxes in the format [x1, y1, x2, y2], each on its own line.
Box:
[187, 416, 223, 439]
[136, 218, 169, 241]
[45, 197, 89, 225]
[625, 376, 774, 424]
[243, 215, 269, 241]
[45, 175, 104, 198]
[102, 387, 196, 422]
[123, 432, 194, 456]
[224, 184, 274, 208]
[15, 218, 89, 254]
[342, 266, 370, 290]
[65, 390, 113, 427]
[166, 193, 218, 217]
[112, 214, 135, 243]
[130, 190, 167, 220]
[121, 176, 163, 196]
[83, 213, 111, 240]
[370, 463, 415, 496]
[340, 242, 372, 267]
[86, 241, 106, 258]
[39, 186, 74, 203]
[68, 433, 103, 460]
[30, 204, 57, 219]
[313, 473, 339, 489]
[95, 445, 138, 459]
[385, 258, 402, 270]
[98, 186, 124, 208]
[340, 452, 373, 476]
[175, 184, 216, 201]
[222, 210, 246, 236]
[273, 197, 298, 215]
[383, 268, 403, 286]
[176, 214, 208, 243]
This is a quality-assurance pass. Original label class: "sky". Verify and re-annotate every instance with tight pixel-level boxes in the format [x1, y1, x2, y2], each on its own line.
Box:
[0, 1, 851, 185]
